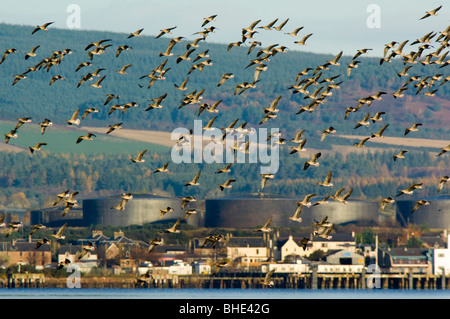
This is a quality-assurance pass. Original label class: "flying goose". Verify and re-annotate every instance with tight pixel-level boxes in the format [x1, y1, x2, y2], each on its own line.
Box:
[313, 221, 335, 239]
[392, 86, 408, 99]
[289, 202, 304, 223]
[258, 18, 278, 30]
[53, 190, 70, 206]
[203, 116, 218, 130]
[289, 139, 307, 155]
[182, 209, 197, 221]
[89, 75, 106, 88]
[353, 136, 370, 148]
[127, 28, 144, 38]
[32, 22, 54, 34]
[219, 179, 236, 191]
[25, 45, 40, 60]
[370, 124, 389, 138]
[153, 162, 169, 173]
[354, 113, 371, 129]
[76, 133, 96, 144]
[156, 26, 177, 39]
[85, 39, 111, 51]
[380, 197, 395, 212]
[321, 127, 336, 141]
[211, 259, 228, 275]
[437, 176, 449, 192]
[159, 207, 174, 218]
[35, 238, 50, 250]
[420, 5, 442, 20]
[29, 142, 47, 154]
[253, 217, 272, 233]
[261, 269, 276, 287]
[274, 18, 289, 31]
[66, 109, 81, 125]
[202, 14, 217, 27]
[174, 76, 189, 91]
[393, 150, 408, 161]
[57, 258, 71, 269]
[201, 234, 224, 249]
[30, 224, 46, 235]
[181, 196, 196, 209]
[347, 60, 361, 76]
[12, 74, 27, 86]
[215, 163, 232, 174]
[49, 75, 65, 86]
[396, 183, 423, 196]
[185, 170, 201, 186]
[81, 108, 99, 119]
[164, 218, 181, 233]
[264, 96, 282, 114]
[412, 199, 430, 213]
[77, 242, 95, 260]
[116, 64, 132, 75]
[52, 223, 68, 240]
[116, 45, 132, 57]
[313, 195, 331, 206]
[4, 130, 18, 144]
[331, 188, 353, 204]
[14, 117, 32, 130]
[327, 51, 343, 66]
[294, 33, 313, 45]
[299, 237, 310, 251]
[404, 123, 422, 136]
[130, 149, 147, 163]
[353, 48, 372, 59]
[303, 152, 321, 170]
[437, 144, 450, 157]
[217, 73, 234, 87]
[285, 26, 304, 37]
[148, 237, 163, 253]
[260, 173, 274, 189]
[317, 170, 333, 187]
[106, 123, 123, 134]
[111, 193, 133, 211]
[0, 48, 17, 65]
[5, 222, 22, 237]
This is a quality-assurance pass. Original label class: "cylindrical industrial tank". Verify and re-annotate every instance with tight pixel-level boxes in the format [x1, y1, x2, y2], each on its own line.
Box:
[205, 194, 380, 228]
[82, 194, 202, 227]
[395, 196, 450, 228]
[30, 207, 84, 227]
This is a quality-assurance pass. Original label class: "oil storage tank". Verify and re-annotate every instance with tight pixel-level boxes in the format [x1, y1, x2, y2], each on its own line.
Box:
[83, 194, 202, 227]
[396, 196, 450, 228]
[205, 194, 379, 228]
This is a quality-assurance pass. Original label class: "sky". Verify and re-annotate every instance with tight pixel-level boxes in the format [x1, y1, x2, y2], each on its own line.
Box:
[0, 0, 448, 57]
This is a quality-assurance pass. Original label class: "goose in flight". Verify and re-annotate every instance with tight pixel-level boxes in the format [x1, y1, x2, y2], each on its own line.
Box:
[437, 176, 449, 192]
[111, 193, 133, 211]
[201, 234, 224, 249]
[216, 163, 232, 174]
[371, 124, 389, 138]
[313, 195, 331, 207]
[159, 207, 174, 218]
[274, 18, 289, 31]
[30, 224, 46, 236]
[130, 149, 147, 163]
[116, 64, 132, 75]
[77, 242, 95, 260]
[353, 48, 372, 59]
[25, 45, 40, 60]
[437, 144, 450, 157]
[106, 123, 123, 134]
[185, 170, 201, 186]
[258, 19, 278, 30]
[153, 162, 169, 173]
[253, 217, 272, 233]
[303, 152, 321, 170]
[285, 27, 304, 37]
[12, 74, 27, 86]
[29, 142, 47, 154]
[174, 76, 189, 91]
[393, 150, 408, 161]
[116, 44, 132, 57]
[217, 73, 234, 87]
[182, 209, 197, 221]
[299, 237, 310, 251]
[32, 22, 54, 34]
[298, 194, 317, 208]
[354, 113, 371, 129]
[264, 96, 282, 114]
[164, 218, 181, 233]
[353, 137, 370, 148]
[65, 109, 81, 126]
[294, 33, 313, 45]
[379, 197, 395, 212]
[81, 108, 99, 119]
[127, 28, 144, 38]
[202, 14, 217, 27]
[53, 190, 70, 206]
[219, 179, 236, 191]
[420, 5, 442, 20]
[156, 26, 177, 39]
[412, 199, 430, 213]
[396, 183, 423, 196]
[289, 202, 304, 223]
[49, 75, 65, 86]
[35, 238, 50, 250]
[148, 237, 163, 253]
[290, 130, 306, 143]
[331, 188, 353, 204]
[4, 130, 18, 144]
[404, 123, 422, 136]
[5, 222, 22, 238]
[327, 51, 343, 66]
[52, 223, 68, 240]
[89, 75, 106, 88]
[313, 221, 335, 240]
[347, 60, 361, 76]
[261, 269, 276, 287]
[57, 258, 71, 270]
[181, 196, 196, 209]
[211, 259, 228, 275]
[76, 133, 96, 144]
[260, 173, 274, 189]
[321, 127, 336, 141]
[14, 117, 32, 130]
[203, 116, 218, 130]
[317, 170, 333, 187]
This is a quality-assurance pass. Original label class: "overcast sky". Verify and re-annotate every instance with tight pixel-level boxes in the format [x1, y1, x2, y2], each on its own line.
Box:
[0, 0, 448, 57]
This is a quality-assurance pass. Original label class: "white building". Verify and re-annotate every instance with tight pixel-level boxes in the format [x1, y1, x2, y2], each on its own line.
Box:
[432, 235, 450, 275]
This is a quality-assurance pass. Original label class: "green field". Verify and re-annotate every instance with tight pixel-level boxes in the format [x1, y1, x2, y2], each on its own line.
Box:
[0, 121, 170, 156]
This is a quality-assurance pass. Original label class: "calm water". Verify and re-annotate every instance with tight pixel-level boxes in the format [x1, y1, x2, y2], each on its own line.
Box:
[1, 288, 449, 299]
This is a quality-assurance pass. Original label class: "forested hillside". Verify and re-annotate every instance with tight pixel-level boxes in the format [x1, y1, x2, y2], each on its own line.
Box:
[0, 22, 449, 210]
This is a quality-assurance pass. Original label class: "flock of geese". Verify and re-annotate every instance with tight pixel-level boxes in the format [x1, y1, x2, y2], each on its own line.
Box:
[1, 5, 449, 284]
